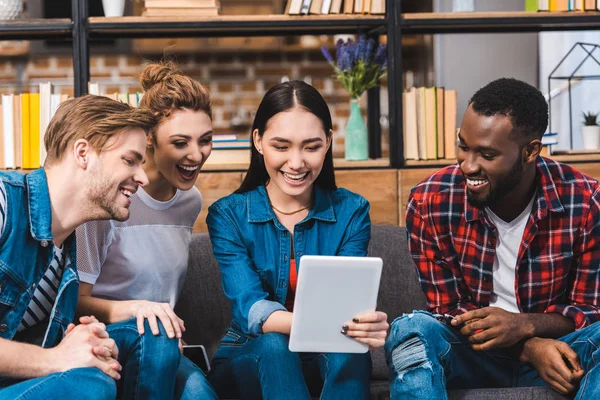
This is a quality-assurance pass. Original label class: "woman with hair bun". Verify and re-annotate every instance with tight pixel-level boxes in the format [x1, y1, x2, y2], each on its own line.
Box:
[75, 61, 217, 399]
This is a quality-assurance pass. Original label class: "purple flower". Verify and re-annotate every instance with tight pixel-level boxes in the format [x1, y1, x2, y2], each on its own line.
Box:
[365, 38, 375, 64]
[358, 36, 367, 61]
[321, 45, 334, 64]
[374, 44, 388, 68]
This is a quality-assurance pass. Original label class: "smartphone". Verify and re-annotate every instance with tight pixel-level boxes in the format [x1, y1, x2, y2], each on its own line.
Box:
[182, 344, 211, 373]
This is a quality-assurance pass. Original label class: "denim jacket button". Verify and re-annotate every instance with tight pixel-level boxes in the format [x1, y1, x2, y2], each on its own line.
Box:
[40, 240, 49, 248]
[0, 324, 7, 333]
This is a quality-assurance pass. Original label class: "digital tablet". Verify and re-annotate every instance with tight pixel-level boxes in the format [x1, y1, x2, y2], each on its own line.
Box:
[288, 255, 383, 354]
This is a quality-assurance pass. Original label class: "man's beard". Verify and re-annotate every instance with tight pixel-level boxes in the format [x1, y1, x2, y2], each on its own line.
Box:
[86, 163, 129, 222]
[466, 156, 524, 209]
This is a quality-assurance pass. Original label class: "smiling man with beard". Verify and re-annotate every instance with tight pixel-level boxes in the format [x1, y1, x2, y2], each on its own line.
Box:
[385, 78, 600, 399]
[0, 94, 155, 399]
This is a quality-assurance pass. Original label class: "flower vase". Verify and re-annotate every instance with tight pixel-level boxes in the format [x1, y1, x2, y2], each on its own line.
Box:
[345, 98, 368, 161]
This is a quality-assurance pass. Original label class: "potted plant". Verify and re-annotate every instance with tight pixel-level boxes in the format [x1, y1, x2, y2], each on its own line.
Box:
[321, 36, 387, 161]
[581, 111, 600, 150]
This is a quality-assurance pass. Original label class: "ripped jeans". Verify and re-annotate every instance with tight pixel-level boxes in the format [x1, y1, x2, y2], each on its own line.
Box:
[385, 311, 600, 400]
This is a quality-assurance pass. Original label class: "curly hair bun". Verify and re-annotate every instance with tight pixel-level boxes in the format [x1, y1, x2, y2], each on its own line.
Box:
[140, 61, 180, 91]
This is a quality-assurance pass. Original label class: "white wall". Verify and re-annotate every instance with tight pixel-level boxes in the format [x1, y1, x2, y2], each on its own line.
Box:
[539, 31, 600, 150]
[433, 0, 539, 127]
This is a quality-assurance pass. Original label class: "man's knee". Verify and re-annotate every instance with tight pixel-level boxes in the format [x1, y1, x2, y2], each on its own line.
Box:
[254, 333, 295, 361]
[66, 368, 117, 400]
[385, 312, 447, 381]
[387, 312, 445, 349]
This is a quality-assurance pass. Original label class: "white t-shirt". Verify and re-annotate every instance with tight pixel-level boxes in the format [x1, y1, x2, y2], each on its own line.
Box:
[76, 186, 202, 307]
[486, 195, 535, 313]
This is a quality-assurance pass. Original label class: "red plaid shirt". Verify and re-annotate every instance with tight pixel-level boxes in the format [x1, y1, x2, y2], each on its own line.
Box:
[406, 157, 600, 330]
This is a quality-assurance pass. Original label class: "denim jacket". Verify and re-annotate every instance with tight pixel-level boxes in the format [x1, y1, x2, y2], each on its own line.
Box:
[0, 169, 78, 348]
[207, 185, 371, 347]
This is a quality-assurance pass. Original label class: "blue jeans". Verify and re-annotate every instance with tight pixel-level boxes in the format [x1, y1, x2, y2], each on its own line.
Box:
[385, 311, 600, 400]
[107, 318, 217, 400]
[0, 367, 116, 400]
[208, 332, 371, 400]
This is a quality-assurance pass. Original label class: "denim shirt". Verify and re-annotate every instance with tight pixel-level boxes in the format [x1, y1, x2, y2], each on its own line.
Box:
[207, 185, 371, 343]
[0, 169, 78, 348]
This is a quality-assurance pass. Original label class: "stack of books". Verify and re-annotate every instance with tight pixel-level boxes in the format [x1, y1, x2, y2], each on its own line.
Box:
[285, 0, 385, 15]
[0, 83, 70, 169]
[143, 0, 221, 17]
[402, 87, 458, 161]
[207, 135, 251, 165]
[530, 0, 599, 11]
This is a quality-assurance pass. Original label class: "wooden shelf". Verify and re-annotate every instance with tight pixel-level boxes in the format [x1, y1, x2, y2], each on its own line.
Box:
[402, 11, 600, 34]
[88, 15, 386, 39]
[201, 157, 390, 172]
[0, 19, 72, 40]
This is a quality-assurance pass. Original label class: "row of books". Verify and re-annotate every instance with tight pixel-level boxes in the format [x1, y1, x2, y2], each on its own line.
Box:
[530, 0, 600, 11]
[0, 84, 67, 170]
[402, 87, 458, 161]
[285, 0, 385, 15]
[142, 0, 220, 17]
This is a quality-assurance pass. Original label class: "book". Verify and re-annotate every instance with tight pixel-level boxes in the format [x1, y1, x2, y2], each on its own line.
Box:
[29, 94, 40, 169]
[2, 95, 15, 169]
[584, 0, 596, 10]
[444, 90, 458, 160]
[330, 0, 343, 13]
[39, 82, 52, 166]
[288, 0, 304, 14]
[370, 0, 386, 14]
[13, 95, 21, 169]
[213, 133, 238, 141]
[144, 0, 220, 8]
[212, 139, 250, 149]
[143, 8, 219, 16]
[436, 87, 445, 159]
[310, 0, 323, 14]
[205, 148, 250, 165]
[354, 0, 364, 13]
[424, 87, 438, 160]
[414, 87, 427, 160]
[525, 0, 538, 11]
[21, 94, 30, 169]
[343, 0, 354, 14]
[538, 0, 550, 11]
[321, 0, 332, 14]
[300, 0, 312, 14]
[402, 88, 418, 160]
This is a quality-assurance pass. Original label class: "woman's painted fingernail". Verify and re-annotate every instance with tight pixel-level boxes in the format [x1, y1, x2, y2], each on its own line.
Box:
[353, 318, 359, 323]
[342, 325, 349, 331]
[341, 330, 347, 335]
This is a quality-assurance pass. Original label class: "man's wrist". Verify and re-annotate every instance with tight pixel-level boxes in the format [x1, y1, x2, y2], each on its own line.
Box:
[519, 313, 536, 340]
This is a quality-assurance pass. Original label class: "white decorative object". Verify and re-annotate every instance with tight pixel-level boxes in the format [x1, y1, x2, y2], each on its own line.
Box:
[452, 0, 475, 12]
[581, 125, 600, 150]
[102, 0, 126, 17]
[0, 0, 22, 20]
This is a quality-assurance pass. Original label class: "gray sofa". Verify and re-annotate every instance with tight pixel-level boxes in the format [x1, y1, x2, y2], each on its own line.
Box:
[176, 225, 565, 400]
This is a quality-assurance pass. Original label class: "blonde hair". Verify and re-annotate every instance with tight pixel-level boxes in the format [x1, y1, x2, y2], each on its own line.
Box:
[138, 60, 212, 144]
[44, 94, 157, 166]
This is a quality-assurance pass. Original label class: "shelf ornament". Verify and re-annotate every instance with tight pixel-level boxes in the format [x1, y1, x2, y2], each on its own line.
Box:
[321, 36, 387, 161]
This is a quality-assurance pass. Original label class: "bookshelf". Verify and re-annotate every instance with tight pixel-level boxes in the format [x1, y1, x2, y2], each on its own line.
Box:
[4, 2, 600, 169]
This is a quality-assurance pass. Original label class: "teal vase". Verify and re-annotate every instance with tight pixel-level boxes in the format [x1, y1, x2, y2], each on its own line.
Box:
[345, 98, 368, 161]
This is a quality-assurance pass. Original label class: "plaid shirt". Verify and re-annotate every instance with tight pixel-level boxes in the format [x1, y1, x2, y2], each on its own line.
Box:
[406, 157, 600, 330]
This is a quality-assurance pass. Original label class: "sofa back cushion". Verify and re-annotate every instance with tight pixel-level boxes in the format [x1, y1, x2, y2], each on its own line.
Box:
[175, 225, 427, 359]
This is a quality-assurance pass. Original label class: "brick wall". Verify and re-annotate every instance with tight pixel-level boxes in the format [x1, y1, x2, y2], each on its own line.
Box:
[0, 52, 390, 158]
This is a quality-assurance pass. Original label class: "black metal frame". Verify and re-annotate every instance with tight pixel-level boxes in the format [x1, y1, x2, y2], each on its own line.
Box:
[548, 41, 600, 149]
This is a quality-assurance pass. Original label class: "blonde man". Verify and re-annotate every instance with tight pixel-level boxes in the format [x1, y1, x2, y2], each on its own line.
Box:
[0, 95, 155, 399]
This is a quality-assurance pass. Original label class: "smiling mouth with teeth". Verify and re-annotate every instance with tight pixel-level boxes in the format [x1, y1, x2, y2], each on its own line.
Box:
[466, 178, 489, 187]
[120, 189, 133, 198]
[282, 171, 309, 181]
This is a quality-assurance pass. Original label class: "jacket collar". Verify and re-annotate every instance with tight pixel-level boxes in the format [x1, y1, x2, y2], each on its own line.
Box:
[26, 169, 53, 241]
[247, 185, 336, 223]
[464, 156, 564, 223]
